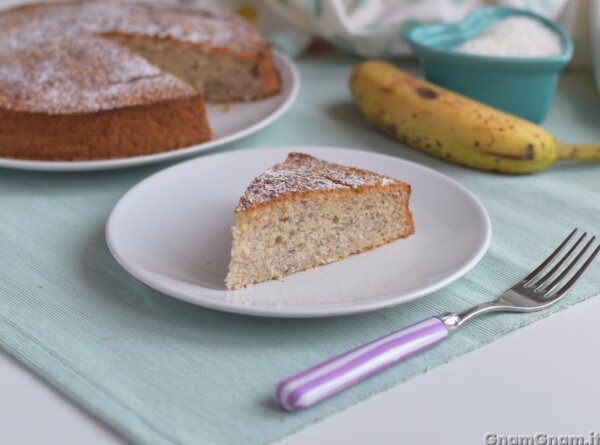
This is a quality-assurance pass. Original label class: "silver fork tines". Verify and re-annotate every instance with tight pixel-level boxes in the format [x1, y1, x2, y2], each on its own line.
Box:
[514, 229, 600, 303]
[530, 231, 587, 290]
[546, 239, 600, 298]
[522, 229, 599, 295]
[442, 229, 600, 329]
[522, 228, 577, 285]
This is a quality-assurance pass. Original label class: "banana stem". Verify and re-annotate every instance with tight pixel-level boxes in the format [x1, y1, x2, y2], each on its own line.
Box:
[557, 142, 600, 161]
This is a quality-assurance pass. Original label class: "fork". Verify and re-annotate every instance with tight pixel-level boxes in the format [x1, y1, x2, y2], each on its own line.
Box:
[275, 229, 600, 411]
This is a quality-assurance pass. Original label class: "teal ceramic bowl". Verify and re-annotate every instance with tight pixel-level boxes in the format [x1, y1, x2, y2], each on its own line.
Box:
[406, 6, 573, 123]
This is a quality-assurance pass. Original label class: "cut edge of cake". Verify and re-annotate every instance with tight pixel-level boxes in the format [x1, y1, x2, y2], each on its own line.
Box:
[106, 33, 282, 103]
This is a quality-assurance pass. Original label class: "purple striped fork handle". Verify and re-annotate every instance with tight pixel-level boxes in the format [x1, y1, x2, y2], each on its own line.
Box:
[275, 317, 448, 411]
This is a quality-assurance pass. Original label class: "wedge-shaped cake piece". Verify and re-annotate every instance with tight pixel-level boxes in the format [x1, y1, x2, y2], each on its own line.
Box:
[225, 153, 414, 290]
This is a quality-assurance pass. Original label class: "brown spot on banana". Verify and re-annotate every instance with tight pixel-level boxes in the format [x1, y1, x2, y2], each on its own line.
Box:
[482, 146, 536, 160]
[416, 87, 438, 99]
[526, 144, 534, 159]
[566, 146, 579, 157]
[376, 120, 398, 138]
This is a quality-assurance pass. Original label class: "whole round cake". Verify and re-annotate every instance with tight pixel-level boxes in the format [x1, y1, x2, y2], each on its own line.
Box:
[0, 1, 281, 161]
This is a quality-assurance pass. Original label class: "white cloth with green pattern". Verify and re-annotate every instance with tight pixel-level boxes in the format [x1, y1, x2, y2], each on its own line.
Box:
[259, 0, 569, 57]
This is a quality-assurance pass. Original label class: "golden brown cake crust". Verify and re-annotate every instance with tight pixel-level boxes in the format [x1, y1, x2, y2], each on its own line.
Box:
[0, 1, 281, 160]
[236, 152, 413, 213]
[0, 96, 211, 161]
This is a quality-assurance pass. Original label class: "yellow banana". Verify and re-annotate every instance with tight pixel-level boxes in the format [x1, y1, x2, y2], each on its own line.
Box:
[350, 60, 600, 174]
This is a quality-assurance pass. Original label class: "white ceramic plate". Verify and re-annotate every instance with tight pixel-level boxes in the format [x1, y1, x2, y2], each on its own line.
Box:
[106, 147, 492, 318]
[0, 52, 299, 172]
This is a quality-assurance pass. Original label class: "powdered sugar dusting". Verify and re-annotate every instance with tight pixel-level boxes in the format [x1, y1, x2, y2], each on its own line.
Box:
[236, 153, 401, 212]
[0, 1, 269, 113]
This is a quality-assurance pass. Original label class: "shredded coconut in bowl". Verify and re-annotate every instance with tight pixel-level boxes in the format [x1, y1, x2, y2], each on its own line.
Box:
[455, 16, 563, 57]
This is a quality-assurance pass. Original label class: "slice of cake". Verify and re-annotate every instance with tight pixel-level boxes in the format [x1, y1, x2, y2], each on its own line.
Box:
[225, 153, 415, 290]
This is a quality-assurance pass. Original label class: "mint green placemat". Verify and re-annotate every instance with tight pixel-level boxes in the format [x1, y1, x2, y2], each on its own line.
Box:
[1, 54, 599, 445]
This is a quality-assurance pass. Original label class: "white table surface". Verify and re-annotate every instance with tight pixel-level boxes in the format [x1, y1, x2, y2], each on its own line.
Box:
[3, 294, 599, 445]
